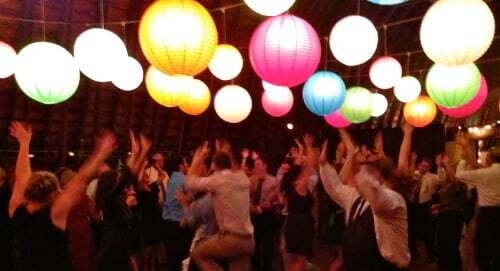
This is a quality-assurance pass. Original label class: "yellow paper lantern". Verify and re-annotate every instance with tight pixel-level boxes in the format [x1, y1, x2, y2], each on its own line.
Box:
[139, 0, 218, 76]
[145, 66, 192, 107]
[179, 79, 211, 115]
[214, 85, 252, 123]
[208, 44, 243, 81]
[403, 96, 437, 128]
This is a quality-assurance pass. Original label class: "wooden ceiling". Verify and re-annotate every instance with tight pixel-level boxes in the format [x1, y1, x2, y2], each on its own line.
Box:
[0, 0, 498, 164]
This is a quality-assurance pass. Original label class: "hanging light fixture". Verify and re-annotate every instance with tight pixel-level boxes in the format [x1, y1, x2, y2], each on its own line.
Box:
[371, 93, 388, 117]
[403, 96, 437, 128]
[145, 66, 192, 107]
[369, 56, 402, 89]
[243, 0, 295, 16]
[112, 57, 144, 91]
[214, 85, 252, 123]
[340, 86, 374, 123]
[394, 76, 421, 103]
[261, 81, 294, 117]
[302, 71, 346, 116]
[0, 41, 17, 79]
[209, 44, 243, 81]
[179, 79, 211, 116]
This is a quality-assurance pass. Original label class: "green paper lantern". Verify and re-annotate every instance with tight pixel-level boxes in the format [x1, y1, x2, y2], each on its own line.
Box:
[425, 63, 480, 108]
[340, 86, 373, 124]
[15, 42, 80, 105]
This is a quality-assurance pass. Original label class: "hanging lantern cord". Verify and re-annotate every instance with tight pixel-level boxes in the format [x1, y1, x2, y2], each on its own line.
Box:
[41, 0, 46, 40]
[357, 0, 361, 15]
[383, 24, 388, 56]
[406, 52, 411, 76]
[100, 0, 105, 28]
[222, 8, 227, 44]
[323, 37, 328, 70]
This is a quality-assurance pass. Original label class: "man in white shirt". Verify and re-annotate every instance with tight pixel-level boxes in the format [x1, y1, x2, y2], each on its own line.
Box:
[456, 147, 500, 271]
[186, 142, 254, 271]
[319, 143, 410, 270]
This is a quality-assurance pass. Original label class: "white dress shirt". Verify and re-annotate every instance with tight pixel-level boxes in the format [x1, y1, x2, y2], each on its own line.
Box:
[251, 174, 279, 209]
[456, 161, 500, 207]
[320, 163, 411, 268]
[414, 171, 444, 204]
[186, 169, 254, 236]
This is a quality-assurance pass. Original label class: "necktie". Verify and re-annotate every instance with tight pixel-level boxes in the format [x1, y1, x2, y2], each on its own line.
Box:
[253, 178, 264, 206]
[348, 197, 366, 225]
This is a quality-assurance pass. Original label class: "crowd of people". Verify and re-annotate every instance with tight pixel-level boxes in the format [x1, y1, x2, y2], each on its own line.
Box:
[0, 120, 499, 271]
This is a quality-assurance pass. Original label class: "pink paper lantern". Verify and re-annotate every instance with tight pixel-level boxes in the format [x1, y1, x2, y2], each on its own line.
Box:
[261, 81, 294, 117]
[249, 14, 321, 87]
[439, 76, 488, 118]
[324, 110, 351, 128]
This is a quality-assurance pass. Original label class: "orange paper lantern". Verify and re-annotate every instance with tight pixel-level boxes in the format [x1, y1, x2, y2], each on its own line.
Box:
[179, 79, 211, 115]
[403, 96, 437, 128]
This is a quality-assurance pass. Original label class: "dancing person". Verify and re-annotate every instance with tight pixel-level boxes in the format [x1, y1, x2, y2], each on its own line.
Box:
[186, 140, 254, 271]
[9, 122, 116, 271]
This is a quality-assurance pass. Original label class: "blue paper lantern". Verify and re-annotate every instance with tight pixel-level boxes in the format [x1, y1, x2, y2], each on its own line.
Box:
[367, 0, 408, 5]
[302, 71, 346, 116]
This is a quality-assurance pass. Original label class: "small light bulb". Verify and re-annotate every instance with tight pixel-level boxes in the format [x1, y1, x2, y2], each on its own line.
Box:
[286, 123, 294, 130]
[68, 151, 75, 157]
[28, 154, 35, 158]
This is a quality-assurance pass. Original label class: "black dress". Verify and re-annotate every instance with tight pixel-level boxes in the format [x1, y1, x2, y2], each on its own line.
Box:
[138, 182, 164, 246]
[284, 188, 314, 256]
[11, 205, 72, 271]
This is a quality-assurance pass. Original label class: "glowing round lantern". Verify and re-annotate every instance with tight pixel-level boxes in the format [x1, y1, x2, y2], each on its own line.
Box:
[249, 14, 321, 87]
[139, 0, 218, 76]
[302, 71, 346, 116]
[74, 28, 127, 82]
[403, 96, 437, 128]
[324, 110, 351, 128]
[179, 79, 211, 115]
[371, 93, 388, 117]
[261, 81, 294, 117]
[329, 16, 378, 66]
[112, 57, 143, 91]
[367, 0, 408, 5]
[15, 42, 80, 105]
[394, 76, 421, 103]
[439, 76, 488, 118]
[340, 87, 373, 124]
[145, 66, 191, 107]
[426, 63, 480, 108]
[420, 0, 495, 66]
[208, 44, 243, 81]
[244, 0, 295, 16]
[0, 41, 17, 78]
[369, 56, 402, 89]
[214, 85, 252, 123]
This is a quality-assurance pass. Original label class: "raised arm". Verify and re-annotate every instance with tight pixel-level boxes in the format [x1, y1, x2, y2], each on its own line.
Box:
[132, 134, 152, 176]
[8, 122, 33, 218]
[186, 141, 211, 192]
[51, 132, 116, 230]
[355, 170, 403, 216]
[299, 134, 316, 190]
[398, 123, 414, 174]
[373, 130, 387, 159]
[127, 130, 140, 170]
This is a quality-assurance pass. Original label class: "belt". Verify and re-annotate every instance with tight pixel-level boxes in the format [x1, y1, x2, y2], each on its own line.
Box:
[219, 231, 253, 239]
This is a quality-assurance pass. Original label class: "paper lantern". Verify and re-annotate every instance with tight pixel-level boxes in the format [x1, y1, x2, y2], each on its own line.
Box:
[214, 85, 252, 123]
[340, 87, 373, 124]
[244, 0, 295, 16]
[371, 93, 388, 117]
[74, 28, 127, 82]
[394, 76, 421, 103]
[208, 44, 243, 81]
[139, 0, 218, 76]
[324, 110, 351, 128]
[369, 56, 402, 89]
[302, 71, 346, 116]
[329, 16, 378, 66]
[261, 81, 294, 117]
[403, 96, 437, 128]
[15, 42, 80, 105]
[179, 79, 211, 115]
[439, 76, 488, 118]
[426, 63, 480, 108]
[0, 41, 17, 78]
[367, 0, 408, 5]
[145, 66, 191, 107]
[249, 14, 321, 87]
[112, 57, 143, 91]
[420, 0, 495, 66]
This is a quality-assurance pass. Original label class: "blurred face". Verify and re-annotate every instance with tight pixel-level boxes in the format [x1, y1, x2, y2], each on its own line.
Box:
[198, 163, 208, 177]
[254, 159, 268, 175]
[279, 163, 291, 174]
[354, 165, 382, 186]
[179, 158, 189, 174]
[124, 185, 137, 207]
[417, 161, 431, 174]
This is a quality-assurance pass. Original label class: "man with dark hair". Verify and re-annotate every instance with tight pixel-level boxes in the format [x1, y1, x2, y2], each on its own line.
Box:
[456, 135, 500, 271]
[186, 142, 254, 271]
[163, 155, 193, 271]
[250, 155, 279, 271]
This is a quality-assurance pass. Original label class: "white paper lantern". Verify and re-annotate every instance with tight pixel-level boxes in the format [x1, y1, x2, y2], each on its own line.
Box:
[15, 42, 80, 105]
[394, 76, 421, 103]
[214, 85, 252, 123]
[0, 41, 17, 78]
[244, 0, 295, 16]
[208, 44, 243, 81]
[329, 15, 378, 66]
[112, 57, 143, 91]
[371, 93, 388, 117]
[369, 56, 402, 89]
[261, 81, 294, 117]
[420, 0, 495, 66]
[74, 28, 128, 82]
